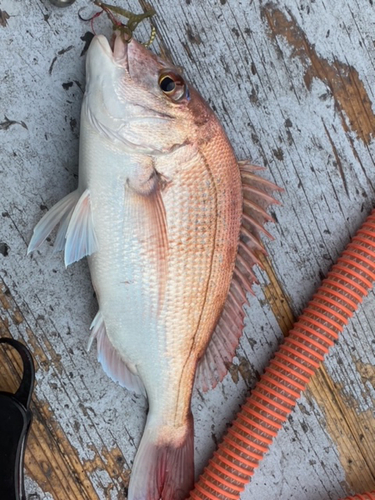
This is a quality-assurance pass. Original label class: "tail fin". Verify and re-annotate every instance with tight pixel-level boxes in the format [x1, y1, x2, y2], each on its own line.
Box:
[128, 413, 194, 500]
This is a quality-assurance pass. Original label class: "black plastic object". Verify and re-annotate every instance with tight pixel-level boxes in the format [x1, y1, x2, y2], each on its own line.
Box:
[0, 338, 35, 500]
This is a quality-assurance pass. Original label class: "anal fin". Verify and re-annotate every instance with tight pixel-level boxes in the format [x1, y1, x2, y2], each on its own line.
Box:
[88, 311, 145, 396]
[196, 160, 282, 392]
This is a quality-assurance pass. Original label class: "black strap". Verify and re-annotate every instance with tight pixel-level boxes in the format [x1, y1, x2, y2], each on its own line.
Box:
[0, 338, 35, 500]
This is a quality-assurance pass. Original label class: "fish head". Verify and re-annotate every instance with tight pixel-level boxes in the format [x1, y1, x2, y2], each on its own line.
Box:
[84, 33, 213, 155]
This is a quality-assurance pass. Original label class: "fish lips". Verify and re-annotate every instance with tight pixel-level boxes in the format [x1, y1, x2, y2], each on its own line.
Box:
[112, 32, 130, 69]
[90, 33, 129, 70]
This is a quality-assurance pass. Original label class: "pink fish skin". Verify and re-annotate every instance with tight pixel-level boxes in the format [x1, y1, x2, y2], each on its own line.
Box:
[28, 32, 280, 500]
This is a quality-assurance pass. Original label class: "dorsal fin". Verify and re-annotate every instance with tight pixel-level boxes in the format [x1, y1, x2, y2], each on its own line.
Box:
[195, 161, 282, 392]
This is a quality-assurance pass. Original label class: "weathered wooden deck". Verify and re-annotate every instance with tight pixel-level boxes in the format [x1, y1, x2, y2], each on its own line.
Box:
[1, 0, 375, 499]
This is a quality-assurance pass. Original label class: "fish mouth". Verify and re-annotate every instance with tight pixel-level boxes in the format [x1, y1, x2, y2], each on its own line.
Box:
[95, 32, 129, 70]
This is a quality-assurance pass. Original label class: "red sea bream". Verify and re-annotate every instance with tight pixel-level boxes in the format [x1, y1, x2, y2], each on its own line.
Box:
[28, 32, 280, 500]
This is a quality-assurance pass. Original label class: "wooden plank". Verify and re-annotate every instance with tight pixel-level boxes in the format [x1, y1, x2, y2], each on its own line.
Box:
[258, 260, 375, 495]
[0, 282, 131, 500]
[1, 0, 375, 499]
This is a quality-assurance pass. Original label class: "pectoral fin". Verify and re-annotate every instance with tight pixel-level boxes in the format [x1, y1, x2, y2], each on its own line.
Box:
[195, 161, 282, 392]
[125, 174, 168, 310]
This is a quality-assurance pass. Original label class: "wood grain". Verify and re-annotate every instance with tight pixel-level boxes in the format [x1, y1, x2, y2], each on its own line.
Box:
[260, 263, 375, 495]
[0, 282, 131, 499]
[1, 0, 375, 499]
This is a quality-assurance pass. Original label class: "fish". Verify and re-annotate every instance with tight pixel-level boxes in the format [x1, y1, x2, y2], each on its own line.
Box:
[28, 31, 280, 500]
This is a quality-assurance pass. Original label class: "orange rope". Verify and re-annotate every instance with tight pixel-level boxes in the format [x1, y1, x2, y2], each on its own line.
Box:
[189, 209, 375, 500]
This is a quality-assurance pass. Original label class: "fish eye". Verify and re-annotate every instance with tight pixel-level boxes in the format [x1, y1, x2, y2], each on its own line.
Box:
[158, 72, 188, 102]
[159, 76, 176, 93]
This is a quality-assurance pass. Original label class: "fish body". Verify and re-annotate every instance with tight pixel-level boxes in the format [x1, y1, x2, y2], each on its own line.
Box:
[29, 33, 278, 500]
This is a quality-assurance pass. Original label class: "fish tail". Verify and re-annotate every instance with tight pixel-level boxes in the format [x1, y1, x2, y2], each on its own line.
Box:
[128, 412, 194, 500]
